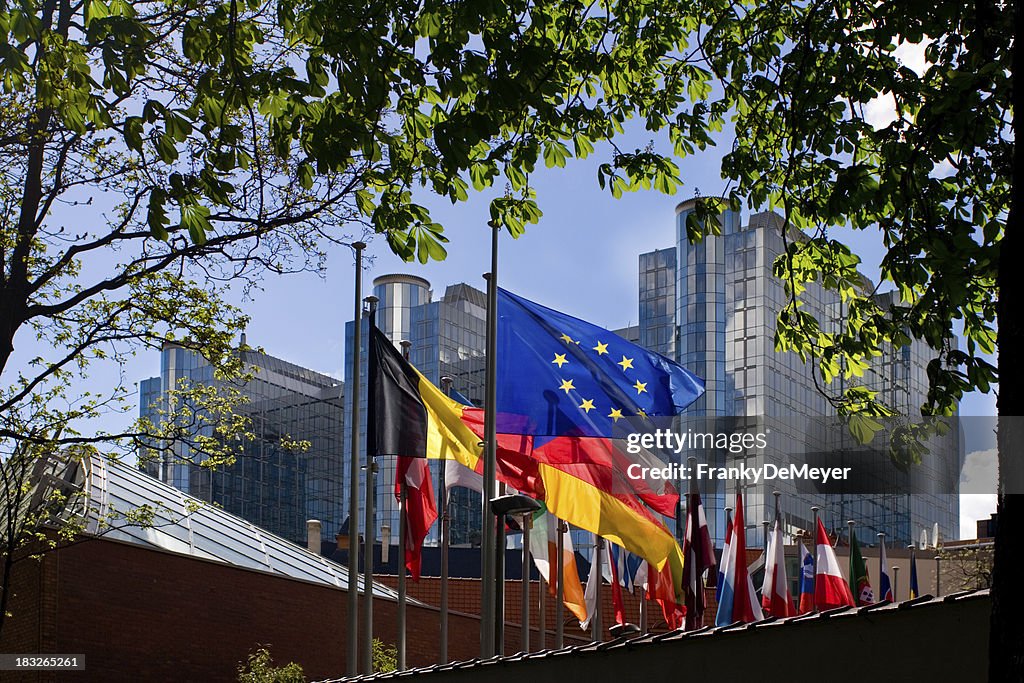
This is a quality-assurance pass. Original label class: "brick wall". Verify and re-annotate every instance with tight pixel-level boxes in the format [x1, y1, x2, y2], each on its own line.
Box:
[375, 572, 718, 653]
[1, 538, 492, 682]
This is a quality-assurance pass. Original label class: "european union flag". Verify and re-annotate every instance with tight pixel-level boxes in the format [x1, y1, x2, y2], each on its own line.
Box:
[496, 288, 704, 438]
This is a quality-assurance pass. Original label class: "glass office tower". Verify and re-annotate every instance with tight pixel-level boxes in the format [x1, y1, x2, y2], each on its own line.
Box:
[139, 342, 345, 546]
[639, 199, 959, 548]
[344, 276, 488, 548]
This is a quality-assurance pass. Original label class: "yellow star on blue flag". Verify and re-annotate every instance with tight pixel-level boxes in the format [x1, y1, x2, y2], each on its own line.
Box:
[496, 288, 705, 438]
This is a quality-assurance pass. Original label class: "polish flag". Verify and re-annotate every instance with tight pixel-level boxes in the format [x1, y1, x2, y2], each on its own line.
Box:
[814, 518, 855, 610]
[761, 516, 794, 617]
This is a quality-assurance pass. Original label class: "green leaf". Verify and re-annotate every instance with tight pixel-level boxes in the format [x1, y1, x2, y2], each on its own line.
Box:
[147, 188, 169, 240]
[848, 414, 884, 445]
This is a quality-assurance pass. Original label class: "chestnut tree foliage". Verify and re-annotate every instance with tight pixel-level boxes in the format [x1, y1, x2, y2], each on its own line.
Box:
[0, 0, 712, 630]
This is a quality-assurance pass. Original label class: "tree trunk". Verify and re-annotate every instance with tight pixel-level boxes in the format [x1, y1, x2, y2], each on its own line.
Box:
[989, 2, 1024, 679]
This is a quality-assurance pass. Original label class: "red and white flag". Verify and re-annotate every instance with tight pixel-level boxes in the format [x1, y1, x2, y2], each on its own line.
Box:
[761, 515, 794, 617]
[608, 546, 627, 626]
[682, 490, 716, 629]
[395, 456, 437, 581]
[814, 518, 855, 610]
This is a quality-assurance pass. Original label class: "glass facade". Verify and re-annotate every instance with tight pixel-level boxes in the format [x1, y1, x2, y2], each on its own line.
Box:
[139, 343, 344, 546]
[344, 276, 488, 548]
[639, 202, 959, 548]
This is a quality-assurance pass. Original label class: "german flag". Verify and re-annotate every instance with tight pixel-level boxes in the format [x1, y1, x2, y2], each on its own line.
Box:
[367, 324, 684, 592]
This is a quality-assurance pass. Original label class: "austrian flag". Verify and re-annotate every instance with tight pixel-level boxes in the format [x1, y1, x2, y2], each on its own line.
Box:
[814, 519, 856, 610]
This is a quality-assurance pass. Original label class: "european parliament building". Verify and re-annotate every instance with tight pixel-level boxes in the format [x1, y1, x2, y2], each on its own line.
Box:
[638, 199, 960, 548]
[139, 342, 345, 546]
[343, 275, 488, 548]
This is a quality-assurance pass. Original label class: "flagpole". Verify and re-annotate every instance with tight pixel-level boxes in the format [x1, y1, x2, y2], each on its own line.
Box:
[362, 294, 379, 673]
[638, 576, 648, 634]
[878, 532, 887, 601]
[397, 480, 408, 670]
[811, 505, 821, 586]
[908, 544, 916, 598]
[480, 222, 500, 658]
[538, 572, 547, 649]
[347, 241, 365, 676]
[591, 535, 603, 642]
[722, 505, 733, 569]
[892, 565, 900, 601]
[686, 456, 698, 630]
[346, 242, 366, 675]
[495, 493, 506, 655]
[555, 519, 565, 648]
[772, 491, 780, 611]
[439, 376, 453, 664]
[847, 519, 857, 604]
[521, 512, 531, 653]
[394, 341, 414, 671]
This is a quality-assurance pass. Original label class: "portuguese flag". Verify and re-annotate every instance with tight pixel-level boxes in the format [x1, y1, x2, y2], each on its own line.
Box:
[848, 527, 875, 606]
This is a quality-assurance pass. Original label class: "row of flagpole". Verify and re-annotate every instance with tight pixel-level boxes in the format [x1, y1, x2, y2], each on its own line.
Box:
[347, 222, 705, 668]
[344, 225, 503, 673]
[344, 231, 931, 674]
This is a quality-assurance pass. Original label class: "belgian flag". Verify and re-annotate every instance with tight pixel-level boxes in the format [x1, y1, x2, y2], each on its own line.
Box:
[367, 323, 483, 579]
[366, 323, 483, 464]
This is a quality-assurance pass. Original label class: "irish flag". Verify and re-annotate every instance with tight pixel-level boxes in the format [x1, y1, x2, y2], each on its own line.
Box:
[814, 519, 855, 610]
[529, 506, 587, 622]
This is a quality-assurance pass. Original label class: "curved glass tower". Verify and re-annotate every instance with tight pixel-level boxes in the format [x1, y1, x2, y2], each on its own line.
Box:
[674, 198, 740, 415]
[343, 275, 488, 549]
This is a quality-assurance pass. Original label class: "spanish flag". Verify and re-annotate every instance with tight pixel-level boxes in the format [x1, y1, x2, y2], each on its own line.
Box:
[367, 324, 684, 593]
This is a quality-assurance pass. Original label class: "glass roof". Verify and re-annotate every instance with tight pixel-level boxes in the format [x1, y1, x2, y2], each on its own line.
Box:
[84, 456, 406, 601]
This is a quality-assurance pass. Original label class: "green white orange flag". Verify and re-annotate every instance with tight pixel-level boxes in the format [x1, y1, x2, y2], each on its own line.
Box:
[528, 505, 587, 623]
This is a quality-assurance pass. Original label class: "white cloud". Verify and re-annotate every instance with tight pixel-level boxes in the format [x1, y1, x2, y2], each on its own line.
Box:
[865, 92, 898, 130]
[894, 40, 930, 76]
[960, 493, 997, 539]
[960, 447, 998, 493]
[932, 158, 956, 178]
[863, 38, 932, 131]
[959, 447, 998, 539]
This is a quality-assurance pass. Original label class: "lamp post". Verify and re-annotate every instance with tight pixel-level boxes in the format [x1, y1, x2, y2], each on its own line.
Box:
[490, 494, 542, 656]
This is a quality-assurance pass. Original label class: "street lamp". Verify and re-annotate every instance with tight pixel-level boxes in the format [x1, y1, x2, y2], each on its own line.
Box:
[490, 494, 542, 655]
